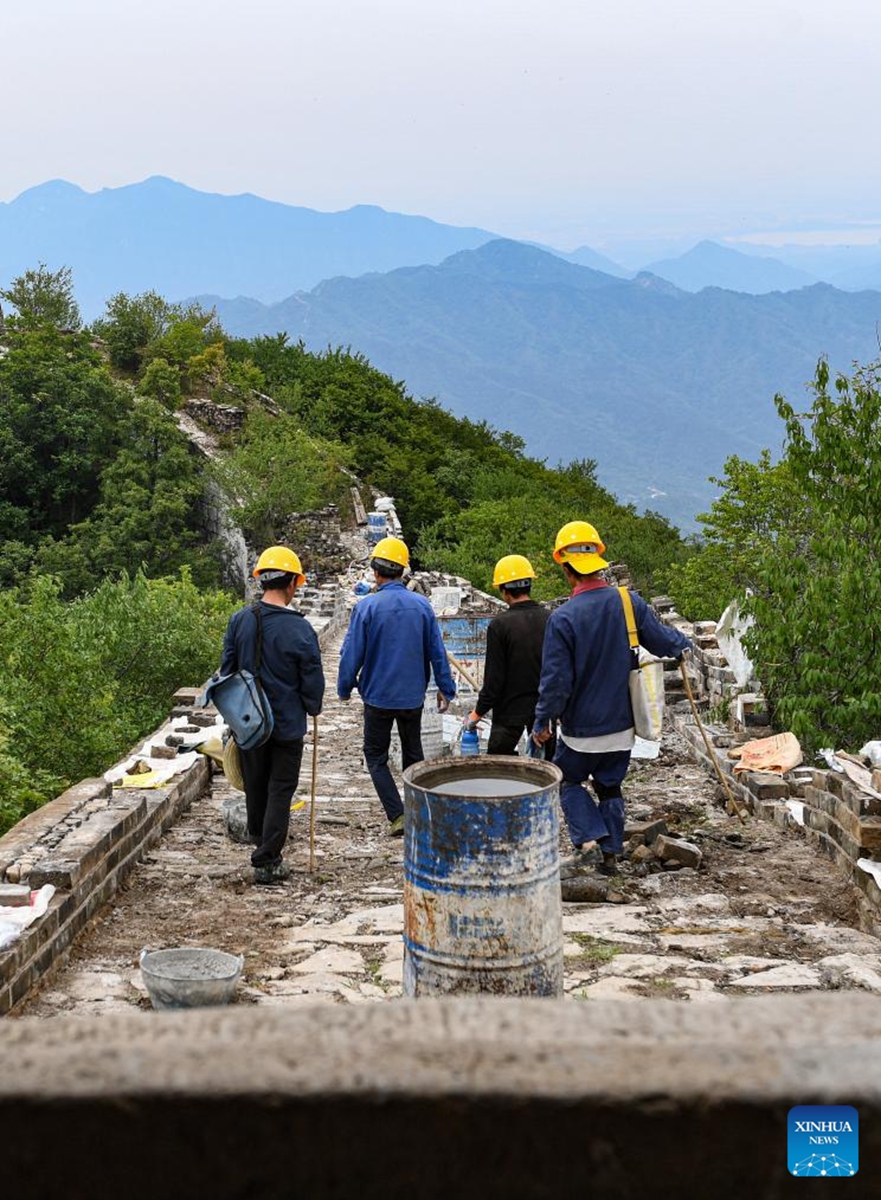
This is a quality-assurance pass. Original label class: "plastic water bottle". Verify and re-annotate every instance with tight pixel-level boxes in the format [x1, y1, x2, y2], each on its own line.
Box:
[460, 726, 480, 756]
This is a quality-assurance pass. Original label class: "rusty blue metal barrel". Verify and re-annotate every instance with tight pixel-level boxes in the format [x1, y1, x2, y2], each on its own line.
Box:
[401, 755, 564, 997]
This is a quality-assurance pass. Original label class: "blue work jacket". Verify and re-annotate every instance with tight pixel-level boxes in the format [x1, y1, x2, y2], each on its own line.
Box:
[337, 581, 457, 709]
[534, 584, 691, 738]
[221, 602, 324, 740]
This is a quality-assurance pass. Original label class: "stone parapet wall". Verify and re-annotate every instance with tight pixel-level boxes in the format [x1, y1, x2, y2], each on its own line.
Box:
[0, 758, 209, 1014]
[651, 594, 881, 933]
[3, 997, 881, 1198]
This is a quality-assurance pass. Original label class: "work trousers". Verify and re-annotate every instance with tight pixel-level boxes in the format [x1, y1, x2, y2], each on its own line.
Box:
[488, 720, 556, 761]
[239, 735, 304, 867]
[363, 703, 424, 822]
[553, 742, 630, 854]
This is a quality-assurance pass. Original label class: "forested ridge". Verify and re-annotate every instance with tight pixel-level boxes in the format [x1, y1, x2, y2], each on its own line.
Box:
[3, 264, 875, 835]
[0, 266, 687, 832]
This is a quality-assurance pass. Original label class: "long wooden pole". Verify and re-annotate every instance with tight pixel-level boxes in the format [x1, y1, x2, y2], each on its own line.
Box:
[446, 649, 480, 691]
[309, 715, 319, 872]
[680, 662, 749, 824]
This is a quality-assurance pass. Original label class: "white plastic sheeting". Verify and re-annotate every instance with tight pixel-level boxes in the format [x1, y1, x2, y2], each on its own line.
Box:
[0, 884, 55, 952]
[716, 599, 755, 688]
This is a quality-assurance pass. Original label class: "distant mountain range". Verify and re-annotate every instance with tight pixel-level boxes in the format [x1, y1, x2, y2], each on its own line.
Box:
[645, 240, 816, 294]
[0, 177, 497, 318]
[200, 239, 881, 528]
[646, 238, 881, 294]
[6, 175, 881, 527]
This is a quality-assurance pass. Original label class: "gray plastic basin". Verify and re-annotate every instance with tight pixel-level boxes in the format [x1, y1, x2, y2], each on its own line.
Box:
[140, 947, 244, 1011]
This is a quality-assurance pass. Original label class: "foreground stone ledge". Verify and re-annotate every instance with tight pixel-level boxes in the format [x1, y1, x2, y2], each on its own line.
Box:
[1, 997, 880, 1199]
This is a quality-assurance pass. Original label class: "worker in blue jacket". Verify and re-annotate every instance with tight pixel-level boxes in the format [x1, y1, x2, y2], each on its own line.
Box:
[533, 521, 691, 875]
[338, 536, 456, 836]
[221, 545, 325, 885]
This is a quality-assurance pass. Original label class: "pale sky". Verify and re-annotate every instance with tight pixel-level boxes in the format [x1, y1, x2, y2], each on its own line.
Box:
[3, 0, 881, 249]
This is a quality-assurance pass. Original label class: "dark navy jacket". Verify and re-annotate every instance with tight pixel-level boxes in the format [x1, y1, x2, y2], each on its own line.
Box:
[534, 584, 691, 738]
[221, 602, 324, 740]
[337, 580, 457, 709]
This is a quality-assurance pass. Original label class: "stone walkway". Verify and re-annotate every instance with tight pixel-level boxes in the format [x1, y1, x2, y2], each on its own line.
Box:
[16, 626, 881, 1018]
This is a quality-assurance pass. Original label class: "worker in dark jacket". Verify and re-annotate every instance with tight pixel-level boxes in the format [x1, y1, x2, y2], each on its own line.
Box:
[533, 521, 691, 875]
[338, 536, 456, 836]
[221, 545, 325, 885]
[466, 554, 552, 756]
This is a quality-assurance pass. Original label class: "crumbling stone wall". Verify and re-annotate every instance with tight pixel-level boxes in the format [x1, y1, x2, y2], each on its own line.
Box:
[651, 596, 881, 938]
[182, 398, 246, 435]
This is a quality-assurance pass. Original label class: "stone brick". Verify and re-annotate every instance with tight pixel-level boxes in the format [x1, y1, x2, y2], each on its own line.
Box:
[654, 835, 702, 870]
[150, 743, 178, 760]
[625, 818, 668, 845]
[189, 711, 218, 728]
[741, 773, 790, 801]
[859, 818, 881, 853]
[172, 687, 203, 706]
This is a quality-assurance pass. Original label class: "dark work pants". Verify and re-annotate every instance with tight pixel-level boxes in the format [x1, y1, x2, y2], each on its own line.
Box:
[553, 742, 630, 854]
[488, 719, 556, 760]
[239, 736, 304, 867]
[363, 704, 424, 821]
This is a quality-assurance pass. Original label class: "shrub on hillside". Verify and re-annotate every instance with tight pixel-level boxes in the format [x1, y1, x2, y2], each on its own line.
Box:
[0, 572, 236, 835]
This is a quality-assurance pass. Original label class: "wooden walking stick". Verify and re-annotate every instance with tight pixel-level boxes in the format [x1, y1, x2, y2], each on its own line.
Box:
[679, 661, 749, 824]
[309, 714, 319, 872]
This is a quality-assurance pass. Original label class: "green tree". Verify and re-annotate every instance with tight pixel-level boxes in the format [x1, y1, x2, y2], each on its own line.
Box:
[664, 452, 806, 619]
[0, 324, 129, 541]
[213, 410, 350, 543]
[67, 399, 218, 586]
[139, 356, 182, 408]
[1, 263, 81, 330]
[93, 290, 176, 370]
[743, 360, 881, 751]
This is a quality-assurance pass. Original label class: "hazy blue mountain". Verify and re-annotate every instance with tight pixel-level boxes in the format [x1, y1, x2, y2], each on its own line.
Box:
[204, 240, 881, 528]
[531, 242, 630, 276]
[829, 256, 881, 291]
[732, 240, 881, 289]
[644, 240, 815, 293]
[0, 177, 496, 318]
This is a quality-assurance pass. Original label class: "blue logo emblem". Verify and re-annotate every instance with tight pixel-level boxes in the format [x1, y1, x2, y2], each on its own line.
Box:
[788, 1106, 858, 1177]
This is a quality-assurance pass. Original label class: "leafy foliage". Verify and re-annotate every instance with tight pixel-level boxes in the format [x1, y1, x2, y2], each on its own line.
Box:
[213, 410, 351, 544]
[0, 304, 220, 596]
[0, 572, 236, 835]
[668, 359, 880, 753]
[745, 361, 881, 751]
[1, 263, 81, 330]
[228, 335, 687, 594]
[664, 452, 806, 619]
[93, 291, 177, 370]
[0, 324, 128, 544]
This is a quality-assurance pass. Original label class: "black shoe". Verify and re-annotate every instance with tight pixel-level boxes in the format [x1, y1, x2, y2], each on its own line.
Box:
[254, 861, 291, 885]
[598, 852, 620, 877]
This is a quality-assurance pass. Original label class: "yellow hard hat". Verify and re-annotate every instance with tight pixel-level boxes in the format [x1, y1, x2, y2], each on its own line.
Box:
[493, 554, 536, 588]
[252, 545, 306, 585]
[552, 521, 608, 574]
[370, 536, 410, 568]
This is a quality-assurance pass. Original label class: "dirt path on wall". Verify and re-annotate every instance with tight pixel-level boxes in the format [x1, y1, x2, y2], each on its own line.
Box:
[16, 628, 881, 1017]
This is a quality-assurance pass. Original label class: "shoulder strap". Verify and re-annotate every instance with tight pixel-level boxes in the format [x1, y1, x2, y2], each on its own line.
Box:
[617, 586, 639, 650]
[253, 604, 264, 677]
